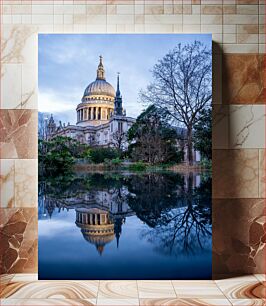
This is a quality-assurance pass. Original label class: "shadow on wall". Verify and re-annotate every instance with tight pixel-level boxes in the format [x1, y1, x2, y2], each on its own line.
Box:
[212, 41, 266, 280]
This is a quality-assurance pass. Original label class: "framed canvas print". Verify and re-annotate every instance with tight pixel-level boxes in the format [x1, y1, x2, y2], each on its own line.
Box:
[38, 34, 212, 280]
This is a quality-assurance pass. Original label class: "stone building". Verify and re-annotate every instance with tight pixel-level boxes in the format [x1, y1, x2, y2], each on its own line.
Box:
[46, 56, 135, 148]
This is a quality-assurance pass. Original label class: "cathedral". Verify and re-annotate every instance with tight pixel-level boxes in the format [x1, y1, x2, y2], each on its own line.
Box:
[46, 56, 135, 147]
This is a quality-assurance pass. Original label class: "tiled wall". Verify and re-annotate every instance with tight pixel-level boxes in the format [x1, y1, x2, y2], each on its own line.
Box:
[0, 0, 265, 278]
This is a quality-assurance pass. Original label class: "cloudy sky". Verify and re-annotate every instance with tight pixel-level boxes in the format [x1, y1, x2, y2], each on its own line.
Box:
[39, 34, 212, 124]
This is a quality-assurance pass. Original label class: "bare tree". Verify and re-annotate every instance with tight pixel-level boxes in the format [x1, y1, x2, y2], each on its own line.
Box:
[111, 131, 127, 151]
[38, 112, 49, 140]
[140, 41, 212, 165]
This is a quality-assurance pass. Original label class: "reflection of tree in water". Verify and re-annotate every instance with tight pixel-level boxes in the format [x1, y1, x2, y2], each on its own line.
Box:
[39, 173, 125, 199]
[126, 173, 184, 227]
[127, 172, 212, 255]
[39, 171, 211, 255]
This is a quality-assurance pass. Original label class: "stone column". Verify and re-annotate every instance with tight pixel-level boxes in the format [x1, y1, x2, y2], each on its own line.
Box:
[96, 107, 98, 120]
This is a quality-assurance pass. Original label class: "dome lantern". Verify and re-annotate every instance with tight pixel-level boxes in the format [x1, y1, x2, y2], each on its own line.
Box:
[82, 56, 115, 99]
[96, 55, 105, 80]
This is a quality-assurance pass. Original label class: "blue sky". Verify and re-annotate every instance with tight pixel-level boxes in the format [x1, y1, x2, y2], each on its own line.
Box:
[39, 34, 212, 124]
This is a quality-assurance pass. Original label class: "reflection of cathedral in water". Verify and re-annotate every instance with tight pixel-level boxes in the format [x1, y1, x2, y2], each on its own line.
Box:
[38, 188, 134, 255]
[75, 207, 124, 255]
[38, 173, 204, 255]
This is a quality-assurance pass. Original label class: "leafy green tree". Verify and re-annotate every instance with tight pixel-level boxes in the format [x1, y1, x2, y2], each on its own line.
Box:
[89, 147, 120, 164]
[193, 108, 212, 161]
[128, 105, 183, 164]
[39, 136, 75, 176]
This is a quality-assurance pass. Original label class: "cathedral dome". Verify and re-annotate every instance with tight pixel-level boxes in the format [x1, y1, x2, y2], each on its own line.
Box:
[83, 56, 115, 98]
[83, 79, 115, 98]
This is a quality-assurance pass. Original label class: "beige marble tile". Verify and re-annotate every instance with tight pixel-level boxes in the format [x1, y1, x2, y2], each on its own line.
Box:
[1, 64, 22, 109]
[0, 159, 15, 208]
[0, 299, 96, 305]
[1, 281, 99, 299]
[213, 105, 229, 149]
[138, 281, 176, 298]
[223, 4, 236, 14]
[258, 149, 265, 198]
[96, 299, 139, 305]
[213, 149, 259, 198]
[32, 4, 54, 15]
[201, 5, 223, 14]
[223, 14, 258, 25]
[213, 198, 266, 276]
[107, 14, 134, 25]
[183, 24, 201, 33]
[201, 15, 223, 25]
[144, 24, 174, 33]
[1, 25, 37, 65]
[223, 33, 236, 43]
[229, 105, 265, 149]
[183, 14, 201, 24]
[192, 5, 200, 14]
[222, 54, 264, 104]
[144, 14, 182, 24]
[254, 274, 266, 283]
[215, 276, 265, 299]
[0, 110, 38, 159]
[73, 5, 86, 15]
[229, 299, 266, 305]
[237, 4, 259, 14]
[140, 298, 232, 305]
[21, 63, 37, 109]
[223, 25, 236, 34]
[98, 281, 138, 299]
[163, 4, 174, 15]
[201, 24, 222, 34]
[87, 5, 106, 15]
[223, 44, 258, 53]
[144, 5, 164, 15]
[15, 159, 38, 207]
[0, 274, 14, 292]
[172, 281, 225, 298]
[237, 25, 259, 34]
[237, 33, 259, 44]
[32, 15, 54, 25]
[173, 4, 183, 14]
[11, 274, 38, 282]
[0, 208, 38, 274]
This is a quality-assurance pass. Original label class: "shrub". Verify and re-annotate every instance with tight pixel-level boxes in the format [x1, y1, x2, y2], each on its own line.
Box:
[200, 158, 212, 170]
[111, 158, 122, 166]
[90, 147, 120, 164]
[129, 161, 147, 171]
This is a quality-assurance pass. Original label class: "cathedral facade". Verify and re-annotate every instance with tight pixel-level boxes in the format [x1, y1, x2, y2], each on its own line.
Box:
[46, 56, 135, 148]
